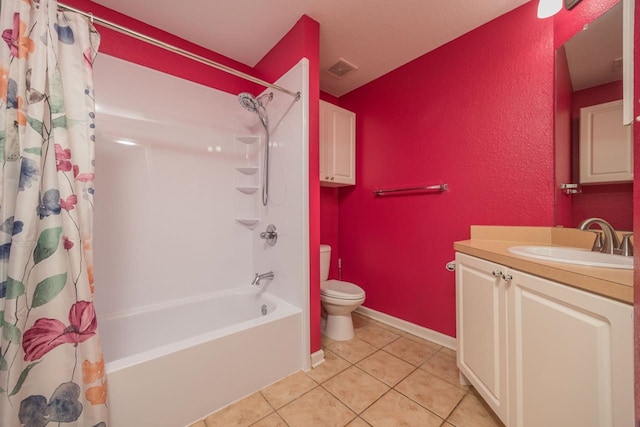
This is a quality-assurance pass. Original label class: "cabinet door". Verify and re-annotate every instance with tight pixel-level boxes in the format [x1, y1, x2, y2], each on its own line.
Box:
[508, 271, 633, 427]
[579, 100, 633, 184]
[319, 101, 355, 186]
[455, 253, 508, 424]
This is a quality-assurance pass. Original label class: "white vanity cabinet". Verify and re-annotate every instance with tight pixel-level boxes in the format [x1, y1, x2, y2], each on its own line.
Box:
[455, 253, 509, 422]
[456, 252, 633, 427]
[579, 100, 633, 184]
[320, 100, 355, 186]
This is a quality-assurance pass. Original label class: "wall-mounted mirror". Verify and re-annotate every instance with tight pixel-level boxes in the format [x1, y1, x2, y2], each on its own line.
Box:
[555, 0, 633, 231]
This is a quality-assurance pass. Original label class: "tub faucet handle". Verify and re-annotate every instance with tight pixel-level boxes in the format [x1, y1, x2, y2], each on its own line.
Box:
[259, 224, 278, 246]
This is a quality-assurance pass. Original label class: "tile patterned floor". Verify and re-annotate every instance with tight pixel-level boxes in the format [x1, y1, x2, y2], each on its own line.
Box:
[190, 313, 505, 427]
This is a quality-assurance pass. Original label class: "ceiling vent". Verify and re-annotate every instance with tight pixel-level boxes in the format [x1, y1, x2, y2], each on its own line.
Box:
[327, 58, 358, 78]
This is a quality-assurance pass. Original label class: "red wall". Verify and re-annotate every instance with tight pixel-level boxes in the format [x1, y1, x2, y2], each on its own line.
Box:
[633, 0, 640, 422]
[254, 16, 322, 354]
[336, 1, 554, 337]
[326, 0, 618, 338]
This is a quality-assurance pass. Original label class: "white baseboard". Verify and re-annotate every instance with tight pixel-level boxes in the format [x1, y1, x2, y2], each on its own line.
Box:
[356, 306, 457, 350]
[310, 348, 325, 369]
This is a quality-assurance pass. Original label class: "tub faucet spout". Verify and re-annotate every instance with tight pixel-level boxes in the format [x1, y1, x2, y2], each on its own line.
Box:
[252, 271, 274, 286]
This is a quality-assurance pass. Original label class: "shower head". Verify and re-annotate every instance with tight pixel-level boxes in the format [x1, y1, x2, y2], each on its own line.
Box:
[238, 91, 272, 129]
[237, 92, 273, 113]
[238, 92, 259, 113]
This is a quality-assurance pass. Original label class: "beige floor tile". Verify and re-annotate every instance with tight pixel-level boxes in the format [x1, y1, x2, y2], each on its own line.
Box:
[372, 321, 405, 335]
[355, 325, 401, 348]
[323, 366, 390, 414]
[328, 338, 377, 364]
[395, 369, 466, 419]
[360, 390, 443, 427]
[204, 392, 273, 427]
[447, 391, 505, 427]
[260, 371, 317, 409]
[188, 420, 207, 427]
[307, 349, 352, 384]
[352, 312, 373, 330]
[278, 386, 356, 426]
[383, 336, 439, 366]
[249, 412, 288, 427]
[356, 350, 415, 386]
[420, 350, 466, 387]
[322, 333, 336, 348]
[402, 333, 443, 350]
[347, 416, 373, 426]
[439, 346, 457, 358]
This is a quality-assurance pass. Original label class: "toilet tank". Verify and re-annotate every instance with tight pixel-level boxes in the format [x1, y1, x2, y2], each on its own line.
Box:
[320, 244, 331, 282]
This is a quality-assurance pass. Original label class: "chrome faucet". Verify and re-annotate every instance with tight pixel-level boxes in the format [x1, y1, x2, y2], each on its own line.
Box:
[577, 218, 621, 255]
[251, 271, 274, 286]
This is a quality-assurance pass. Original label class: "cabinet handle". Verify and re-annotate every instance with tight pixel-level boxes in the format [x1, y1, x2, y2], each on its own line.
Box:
[502, 274, 513, 282]
[330, 177, 334, 181]
[324, 176, 329, 179]
[492, 270, 502, 277]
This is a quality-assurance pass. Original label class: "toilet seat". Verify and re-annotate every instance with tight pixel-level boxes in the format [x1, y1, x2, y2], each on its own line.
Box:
[321, 279, 365, 300]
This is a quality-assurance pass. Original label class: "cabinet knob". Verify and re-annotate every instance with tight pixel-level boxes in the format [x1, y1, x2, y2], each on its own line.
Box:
[502, 274, 513, 282]
[330, 177, 334, 181]
[492, 270, 502, 277]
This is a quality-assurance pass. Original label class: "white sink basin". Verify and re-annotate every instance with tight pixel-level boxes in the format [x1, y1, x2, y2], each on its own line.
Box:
[507, 246, 633, 270]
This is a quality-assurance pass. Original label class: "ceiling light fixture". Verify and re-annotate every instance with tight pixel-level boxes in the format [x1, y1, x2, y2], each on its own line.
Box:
[537, 0, 562, 18]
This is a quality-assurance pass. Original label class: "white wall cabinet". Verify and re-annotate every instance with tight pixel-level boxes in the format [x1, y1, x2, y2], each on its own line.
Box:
[579, 100, 633, 184]
[456, 252, 633, 427]
[320, 100, 355, 186]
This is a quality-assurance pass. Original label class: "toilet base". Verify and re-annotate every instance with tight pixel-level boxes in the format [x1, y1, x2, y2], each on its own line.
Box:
[323, 313, 355, 341]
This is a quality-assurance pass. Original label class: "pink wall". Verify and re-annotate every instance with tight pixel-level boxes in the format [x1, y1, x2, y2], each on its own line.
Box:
[254, 16, 322, 354]
[336, 1, 554, 337]
[325, 0, 619, 338]
[61, 1, 259, 96]
[634, 0, 640, 422]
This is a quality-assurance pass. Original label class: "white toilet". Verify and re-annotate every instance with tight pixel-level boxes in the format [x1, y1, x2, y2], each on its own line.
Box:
[320, 244, 366, 341]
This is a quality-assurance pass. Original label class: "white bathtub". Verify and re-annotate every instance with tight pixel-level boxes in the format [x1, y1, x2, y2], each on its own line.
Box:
[101, 288, 303, 427]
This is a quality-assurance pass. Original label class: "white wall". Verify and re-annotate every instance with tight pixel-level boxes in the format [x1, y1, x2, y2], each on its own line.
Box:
[92, 55, 308, 321]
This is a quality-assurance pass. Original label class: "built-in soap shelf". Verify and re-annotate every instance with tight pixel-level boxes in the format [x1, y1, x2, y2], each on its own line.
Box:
[235, 218, 260, 227]
[236, 186, 259, 195]
[236, 166, 259, 175]
[234, 135, 261, 228]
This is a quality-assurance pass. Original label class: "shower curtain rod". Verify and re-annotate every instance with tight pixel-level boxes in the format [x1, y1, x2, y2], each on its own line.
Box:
[57, 2, 302, 100]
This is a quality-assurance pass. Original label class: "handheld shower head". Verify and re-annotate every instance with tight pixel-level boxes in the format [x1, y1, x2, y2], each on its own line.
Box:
[237, 92, 273, 112]
[237, 91, 273, 207]
[238, 92, 259, 113]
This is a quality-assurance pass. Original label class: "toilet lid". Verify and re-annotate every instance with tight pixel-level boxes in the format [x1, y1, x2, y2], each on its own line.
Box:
[321, 280, 365, 300]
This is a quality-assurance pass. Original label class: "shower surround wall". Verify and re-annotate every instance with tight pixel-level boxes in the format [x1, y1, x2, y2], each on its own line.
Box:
[94, 54, 308, 319]
[92, 54, 309, 423]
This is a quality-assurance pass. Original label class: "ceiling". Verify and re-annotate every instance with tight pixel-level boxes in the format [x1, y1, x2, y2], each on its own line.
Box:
[92, 0, 531, 97]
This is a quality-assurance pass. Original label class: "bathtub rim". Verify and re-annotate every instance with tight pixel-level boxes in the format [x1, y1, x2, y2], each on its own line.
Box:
[101, 287, 302, 373]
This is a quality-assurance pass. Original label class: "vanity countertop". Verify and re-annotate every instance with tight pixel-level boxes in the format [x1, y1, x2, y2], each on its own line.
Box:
[454, 226, 633, 304]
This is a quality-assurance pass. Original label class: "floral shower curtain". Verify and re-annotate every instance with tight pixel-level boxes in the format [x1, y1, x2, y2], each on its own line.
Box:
[0, 0, 108, 426]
